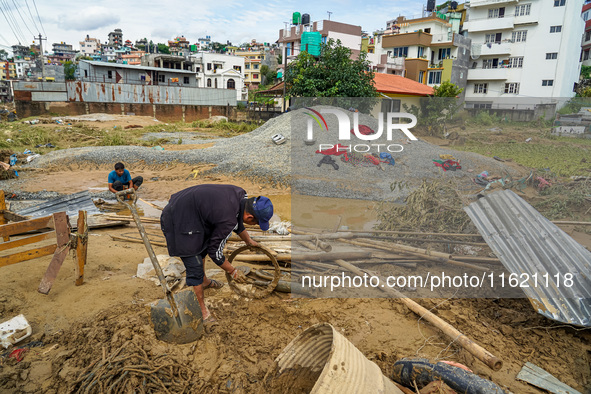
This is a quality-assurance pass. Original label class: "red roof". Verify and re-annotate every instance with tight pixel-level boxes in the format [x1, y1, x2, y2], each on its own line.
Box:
[373, 73, 434, 96]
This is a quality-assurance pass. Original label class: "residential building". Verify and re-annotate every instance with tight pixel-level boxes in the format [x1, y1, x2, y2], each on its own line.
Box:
[14, 59, 33, 79]
[11, 45, 30, 59]
[0, 80, 12, 102]
[278, 19, 362, 63]
[135, 38, 148, 51]
[235, 49, 264, 88]
[581, 1, 591, 66]
[78, 60, 198, 87]
[169, 36, 190, 56]
[0, 62, 16, 80]
[142, 54, 194, 71]
[364, 30, 405, 76]
[190, 53, 246, 101]
[378, 14, 470, 94]
[464, 0, 584, 105]
[80, 35, 101, 56]
[108, 29, 123, 48]
[198, 36, 212, 51]
[372, 72, 434, 119]
[48, 42, 77, 63]
[121, 51, 146, 65]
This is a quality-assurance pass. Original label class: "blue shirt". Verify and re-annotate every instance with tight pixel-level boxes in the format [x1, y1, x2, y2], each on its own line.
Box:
[108, 169, 131, 185]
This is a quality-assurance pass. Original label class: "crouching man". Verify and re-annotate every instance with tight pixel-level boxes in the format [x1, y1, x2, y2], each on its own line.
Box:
[160, 184, 273, 322]
[108, 162, 143, 194]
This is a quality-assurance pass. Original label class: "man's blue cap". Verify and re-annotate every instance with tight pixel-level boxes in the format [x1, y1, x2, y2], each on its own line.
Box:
[253, 196, 273, 231]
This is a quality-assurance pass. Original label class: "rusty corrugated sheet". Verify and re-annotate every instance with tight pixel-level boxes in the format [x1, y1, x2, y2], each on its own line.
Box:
[13, 81, 66, 91]
[65, 81, 236, 106]
[16, 191, 100, 218]
[464, 190, 591, 327]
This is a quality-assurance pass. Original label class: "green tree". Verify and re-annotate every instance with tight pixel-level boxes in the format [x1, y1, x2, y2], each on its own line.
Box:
[157, 43, 170, 54]
[403, 81, 464, 136]
[284, 39, 377, 111]
[63, 61, 77, 80]
[581, 65, 591, 80]
[0, 49, 7, 61]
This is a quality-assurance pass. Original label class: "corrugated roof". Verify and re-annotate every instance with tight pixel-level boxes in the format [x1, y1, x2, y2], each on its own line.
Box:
[464, 190, 591, 327]
[16, 191, 101, 218]
[373, 73, 434, 96]
[81, 60, 197, 74]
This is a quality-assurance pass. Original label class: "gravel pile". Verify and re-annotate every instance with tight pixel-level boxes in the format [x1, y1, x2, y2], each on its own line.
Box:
[22, 107, 517, 200]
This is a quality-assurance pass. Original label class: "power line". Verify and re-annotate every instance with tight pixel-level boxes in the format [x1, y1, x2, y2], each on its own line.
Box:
[24, 0, 40, 34]
[0, 0, 23, 44]
[12, 0, 35, 37]
[0, 0, 27, 43]
[31, 0, 46, 36]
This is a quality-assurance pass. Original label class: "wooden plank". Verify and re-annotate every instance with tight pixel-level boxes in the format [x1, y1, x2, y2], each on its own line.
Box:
[0, 216, 53, 238]
[0, 244, 57, 268]
[75, 211, 88, 286]
[517, 362, 581, 394]
[38, 212, 71, 295]
[3, 211, 29, 223]
[0, 191, 9, 241]
[0, 231, 56, 252]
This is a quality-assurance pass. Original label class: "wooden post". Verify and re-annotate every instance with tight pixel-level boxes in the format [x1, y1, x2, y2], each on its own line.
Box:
[0, 190, 9, 242]
[75, 210, 88, 286]
[38, 212, 72, 294]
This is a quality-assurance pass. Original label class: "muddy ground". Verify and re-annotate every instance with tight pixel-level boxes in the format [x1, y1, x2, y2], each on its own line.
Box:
[0, 115, 590, 393]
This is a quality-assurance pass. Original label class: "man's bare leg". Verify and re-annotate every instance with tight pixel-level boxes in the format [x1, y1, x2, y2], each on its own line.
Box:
[191, 284, 210, 320]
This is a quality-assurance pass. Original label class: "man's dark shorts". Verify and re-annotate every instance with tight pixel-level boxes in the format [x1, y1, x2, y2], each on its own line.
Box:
[112, 176, 143, 191]
[180, 254, 207, 286]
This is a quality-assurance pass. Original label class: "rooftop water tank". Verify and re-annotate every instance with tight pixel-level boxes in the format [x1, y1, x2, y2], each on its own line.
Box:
[302, 13, 311, 25]
[293, 12, 301, 25]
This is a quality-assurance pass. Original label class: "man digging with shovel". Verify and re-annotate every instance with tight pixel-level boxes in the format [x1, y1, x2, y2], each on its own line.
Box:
[160, 184, 274, 323]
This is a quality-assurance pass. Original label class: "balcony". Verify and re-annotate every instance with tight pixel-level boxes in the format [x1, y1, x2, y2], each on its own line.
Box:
[464, 16, 514, 32]
[467, 68, 508, 80]
[479, 41, 512, 56]
[386, 57, 405, 69]
[382, 31, 432, 48]
[469, 0, 517, 7]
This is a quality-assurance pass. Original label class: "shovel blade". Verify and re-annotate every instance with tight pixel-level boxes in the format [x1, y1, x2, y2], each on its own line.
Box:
[150, 289, 204, 344]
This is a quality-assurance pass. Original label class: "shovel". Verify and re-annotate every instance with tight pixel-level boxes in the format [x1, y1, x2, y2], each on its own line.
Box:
[116, 189, 203, 344]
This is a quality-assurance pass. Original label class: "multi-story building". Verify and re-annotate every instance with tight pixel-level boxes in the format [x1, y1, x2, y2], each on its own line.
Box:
[108, 29, 123, 49]
[378, 13, 471, 93]
[80, 35, 101, 56]
[0, 62, 16, 80]
[190, 52, 246, 101]
[14, 59, 33, 79]
[48, 42, 77, 63]
[169, 36, 190, 56]
[198, 36, 212, 51]
[121, 51, 146, 65]
[581, 1, 591, 66]
[235, 49, 264, 88]
[0, 80, 12, 102]
[464, 0, 584, 105]
[11, 45, 30, 59]
[277, 18, 362, 63]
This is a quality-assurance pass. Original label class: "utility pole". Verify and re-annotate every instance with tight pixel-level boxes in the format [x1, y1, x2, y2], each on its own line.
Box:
[36, 34, 46, 81]
[327, 11, 332, 20]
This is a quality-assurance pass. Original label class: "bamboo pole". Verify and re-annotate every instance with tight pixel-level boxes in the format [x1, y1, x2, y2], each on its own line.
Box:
[333, 258, 503, 371]
[334, 229, 483, 238]
[552, 221, 591, 225]
[298, 240, 332, 253]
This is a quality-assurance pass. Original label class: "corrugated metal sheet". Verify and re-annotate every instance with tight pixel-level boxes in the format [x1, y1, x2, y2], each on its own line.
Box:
[16, 191, 101, 218]
[464, 190, 591, 327]
[31, 92, 68, 102]
[13, 81, 66, 92]
[66, 81, 236, 106]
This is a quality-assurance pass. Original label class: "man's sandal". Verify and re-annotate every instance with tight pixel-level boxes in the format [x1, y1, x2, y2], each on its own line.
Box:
[203, 278, 224, 290]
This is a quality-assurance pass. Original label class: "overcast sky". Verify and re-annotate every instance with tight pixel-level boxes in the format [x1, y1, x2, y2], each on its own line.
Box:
[0, 0, 424, 52]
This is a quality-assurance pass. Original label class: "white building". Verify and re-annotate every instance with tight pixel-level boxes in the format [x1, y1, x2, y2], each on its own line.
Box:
[464, 0, 584, 106]
[14, 59, 33, 79]
[190, 53, 246, 101]
[79, 35, 101, 56]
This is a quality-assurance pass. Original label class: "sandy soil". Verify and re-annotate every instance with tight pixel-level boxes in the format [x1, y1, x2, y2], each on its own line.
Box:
[1, 155, 590, 392]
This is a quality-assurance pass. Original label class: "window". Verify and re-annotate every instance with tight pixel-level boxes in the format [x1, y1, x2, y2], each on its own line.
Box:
[286, 42, 292, 56]
[546, 52, 558, 60]
[550, 26, 562, 33]
[473, 103, 492, 109]
[107, 70, 113, 79]
[418, 46, 425, 58]
[483, 58, 499, 69]
[158, 75, 165, 83]
[485, 33, 502, 43]
[245, 64, 250, 69]
[234, 65, 241, 72]
[554, 0, 565, 6]
[542, 79, 554, 86]
[252, 73, 259, 79]
[195, 66, 201, 72]
[438, 48, 451, 60]
[392, 46, 408, 57]
[214, 79, 217, 88]
[207, 63, 212, 70]
[207, 78, 211, 87]
[183, 77, 189, 84]
[254, 64, 259, 69]
[488, 7, 505, 18]
[227, 79, 235, 89]
[515, 4, 531, 16]
[84, 70, 88, 77]
[584, 11, 590, 21]
[419, 71, 425, 83]
[512, 30, 527, 42]
[474, 83, 488, 93]
[585, 50, 590, 61]
[428, 70, 441, 84]
[586, 31, 591, 42]
[504, 82, 520, 94]
[507, 57, 523, 68]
